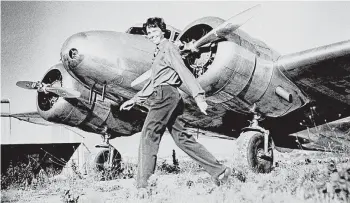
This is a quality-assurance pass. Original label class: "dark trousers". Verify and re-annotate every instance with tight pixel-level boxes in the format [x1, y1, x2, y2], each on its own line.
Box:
[136, 85, 226, 188]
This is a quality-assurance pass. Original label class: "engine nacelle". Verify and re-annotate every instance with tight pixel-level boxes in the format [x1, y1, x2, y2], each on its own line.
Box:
[178, 17, 309, 117]
[178, 17, 258, 110]
[37, 63, 144, 138]
[37, 63, 89, 125]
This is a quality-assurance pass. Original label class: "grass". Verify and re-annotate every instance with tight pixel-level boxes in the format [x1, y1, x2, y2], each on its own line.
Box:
[1, 149, 349, 203]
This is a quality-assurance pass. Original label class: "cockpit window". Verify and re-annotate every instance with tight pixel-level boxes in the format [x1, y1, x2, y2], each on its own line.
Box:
[164, 29, 171, 39]
[127, 27, 146, 35]
[174, 32, 179, 41]
[127, 26, 172, 40]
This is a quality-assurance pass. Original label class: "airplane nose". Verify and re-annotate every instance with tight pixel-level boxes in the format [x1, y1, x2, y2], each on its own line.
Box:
[69, 48, 79, 60]
[59, 31, 156, 90]
[60, 32, 87, 70]
[62, 48, 83, 70]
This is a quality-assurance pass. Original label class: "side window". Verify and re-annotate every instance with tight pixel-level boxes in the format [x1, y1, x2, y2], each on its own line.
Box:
[127, 27, 146, 35]
[126, 27, 180, 41]
[127, 27, 172, 40]
[173, 32, 180, 41]
[164, 29, 171, 39]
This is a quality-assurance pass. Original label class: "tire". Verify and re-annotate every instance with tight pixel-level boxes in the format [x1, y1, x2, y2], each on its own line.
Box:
[93, 148, 122, 180]
[235, 131, 274, 173]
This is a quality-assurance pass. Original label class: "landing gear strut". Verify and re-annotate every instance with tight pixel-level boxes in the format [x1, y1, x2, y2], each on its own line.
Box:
[94, 130, 122, 180]
[235, 105, 274, 173]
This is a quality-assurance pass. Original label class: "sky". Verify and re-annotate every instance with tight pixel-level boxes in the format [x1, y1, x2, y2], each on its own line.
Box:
[1, 1, 350, 113]
[1, 1, 350, 161]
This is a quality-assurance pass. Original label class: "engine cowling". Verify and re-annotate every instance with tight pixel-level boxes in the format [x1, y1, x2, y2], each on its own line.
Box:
[37, 63, 89, 125]
[178, 17, 226, 96]
[178, 17, 256, 110]
[37, 63, 144, 138]
[178, 17, 307, 117]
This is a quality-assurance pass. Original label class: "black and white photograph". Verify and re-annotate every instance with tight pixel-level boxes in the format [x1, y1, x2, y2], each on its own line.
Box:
[1, 1, 350, 202]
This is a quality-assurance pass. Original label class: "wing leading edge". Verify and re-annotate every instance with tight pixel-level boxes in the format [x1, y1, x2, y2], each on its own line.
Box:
[277, 40, 350, 106]
[1, 112, 55, 126]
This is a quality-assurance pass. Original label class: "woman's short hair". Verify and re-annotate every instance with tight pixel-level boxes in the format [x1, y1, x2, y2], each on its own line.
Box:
[143, 17, 167, 33]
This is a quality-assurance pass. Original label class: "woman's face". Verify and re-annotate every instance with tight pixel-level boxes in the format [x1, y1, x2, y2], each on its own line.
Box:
[146, 26, 164, 45]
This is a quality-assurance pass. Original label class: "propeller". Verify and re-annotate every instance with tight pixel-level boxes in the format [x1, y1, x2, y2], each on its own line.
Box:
[184, 4, 261, 52]
[16, 81, 41, 90]
[130, 70, 151, 87]
[130, 5, 261, 88]
[16, 81, 81, 98]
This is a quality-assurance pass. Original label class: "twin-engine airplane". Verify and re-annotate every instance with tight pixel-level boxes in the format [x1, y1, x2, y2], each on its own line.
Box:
[5, 5, 350, 175]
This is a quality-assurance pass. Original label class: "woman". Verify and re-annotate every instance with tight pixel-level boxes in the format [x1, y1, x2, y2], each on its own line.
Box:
[120, 17, 231, 191]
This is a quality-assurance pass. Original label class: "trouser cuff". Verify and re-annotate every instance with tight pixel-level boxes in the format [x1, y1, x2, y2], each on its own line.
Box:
[212, 165, 228, 178]
[136, 179, 148, 188]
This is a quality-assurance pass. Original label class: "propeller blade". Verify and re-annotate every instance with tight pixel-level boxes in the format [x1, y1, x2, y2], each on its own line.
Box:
[16, 81, 40, 90]
[45, 87, 81, 98]
[131, 69, 152, 87]
[16, 80, 80, 98]
[193, 4, 261, 49]
[45, 87, 80, 98]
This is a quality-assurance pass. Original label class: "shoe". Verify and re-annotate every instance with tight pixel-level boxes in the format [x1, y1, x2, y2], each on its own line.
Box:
[232, 168, 246, 182]
[212, 167, 232, 186]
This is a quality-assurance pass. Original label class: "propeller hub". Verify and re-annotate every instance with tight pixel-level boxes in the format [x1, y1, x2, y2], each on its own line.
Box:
[38, 69, 62, 111]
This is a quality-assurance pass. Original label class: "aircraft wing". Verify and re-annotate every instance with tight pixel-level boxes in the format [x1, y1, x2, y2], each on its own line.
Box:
[1, 112, 56, 126]
[277, 40, 350, 109]
[255, 40, 350, 152]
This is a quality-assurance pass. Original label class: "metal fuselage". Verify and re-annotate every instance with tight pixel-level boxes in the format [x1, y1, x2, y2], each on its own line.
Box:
[30, 17, 349, 149]
[60, 29, 307, 122]
[61, 31, 155, 101]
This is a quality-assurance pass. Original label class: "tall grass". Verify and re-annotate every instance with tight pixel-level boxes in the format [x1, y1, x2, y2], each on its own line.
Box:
[2, 149, 349, 203]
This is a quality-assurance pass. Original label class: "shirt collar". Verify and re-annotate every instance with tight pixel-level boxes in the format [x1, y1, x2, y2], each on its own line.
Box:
[157, 38, 167, 49]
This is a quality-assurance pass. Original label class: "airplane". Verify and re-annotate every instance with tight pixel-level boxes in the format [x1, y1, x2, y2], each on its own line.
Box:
[3, 5, 350, 176]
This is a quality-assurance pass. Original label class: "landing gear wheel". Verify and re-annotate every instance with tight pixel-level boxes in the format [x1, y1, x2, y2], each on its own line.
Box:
[94, 148, 122, 180]
[235, 131, 274, 173]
